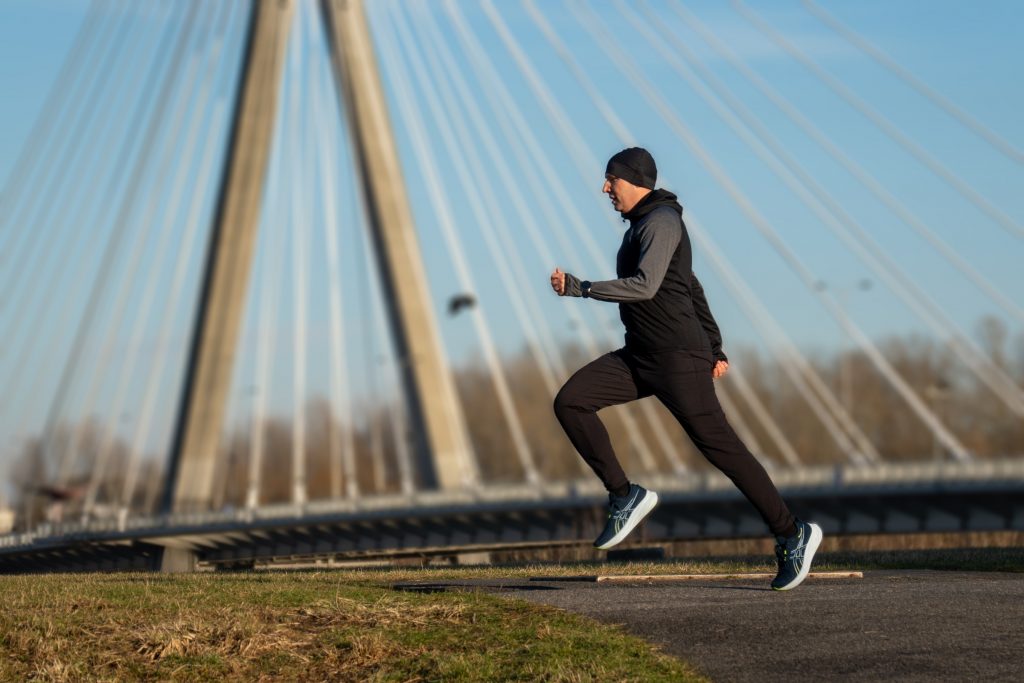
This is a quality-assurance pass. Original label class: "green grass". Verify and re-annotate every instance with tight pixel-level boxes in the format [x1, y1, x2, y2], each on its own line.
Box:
[0, 571, 705, 682]
[2, 548, 1020, 681]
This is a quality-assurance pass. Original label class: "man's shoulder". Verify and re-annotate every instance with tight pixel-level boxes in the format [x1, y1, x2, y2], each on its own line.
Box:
[634, 206, 683, 234]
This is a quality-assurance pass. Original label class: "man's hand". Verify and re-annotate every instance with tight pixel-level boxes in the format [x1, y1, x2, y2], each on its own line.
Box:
[713, 360, 729, 379]
[550, 267, 566, 296]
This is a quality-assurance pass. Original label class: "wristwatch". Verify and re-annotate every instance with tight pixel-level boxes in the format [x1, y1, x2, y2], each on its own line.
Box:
[581, 281, 592, 298]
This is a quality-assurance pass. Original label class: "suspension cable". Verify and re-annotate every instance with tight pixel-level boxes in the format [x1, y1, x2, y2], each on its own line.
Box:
[0, 3, 139, 319]
[377, 1, 540, 485]
[0, 1, 122, 295]
[575, 0, 970, 462]
[723, 363, 803, 468]
[119, 2, 248, 516]
[0, 0, 107, 241]
[802, 0, 1023, 166]
[57, 3, 207, 490]
[245, 135, 289, 510]
[308, 3, 358, 500]
[82, 1, 229, 519]
[667, 0, 1024, 325]
[496, 0, 775, 473]
[120, 101, 230, 515]
[690, 215, 875, 464]
[288, 0, 309, 508]
[574, 0, 907, 463]
[338, 41, 420, 494]
[732, 0, 1021, 241]
[394, 2, 596, 481]
[32, 2, 199, 486]
[245, 8, 295, 510]
[351, 134, 417, 495]
[442, 0, 677, 474]
[528, 0, 870, 465]
[627, 0, 1024, 417]
[393, 7, 559, 396]
[521, 0, 635, 148]
[421, 0, 673, 475]
[0, 5, 150, 415]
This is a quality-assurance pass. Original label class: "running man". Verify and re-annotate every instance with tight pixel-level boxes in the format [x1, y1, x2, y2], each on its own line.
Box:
[550, 147, 821, 590]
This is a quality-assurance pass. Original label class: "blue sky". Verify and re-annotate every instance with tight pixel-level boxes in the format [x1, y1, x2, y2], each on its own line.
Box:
[368, 0, 1023, 375]
[0, 0, 1021, 487]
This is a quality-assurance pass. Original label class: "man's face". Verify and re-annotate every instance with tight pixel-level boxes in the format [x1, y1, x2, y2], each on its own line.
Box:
[602, 174, 647, 214]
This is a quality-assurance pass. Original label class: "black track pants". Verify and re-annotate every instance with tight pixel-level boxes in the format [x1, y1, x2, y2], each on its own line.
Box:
[553, 349, 796, 537]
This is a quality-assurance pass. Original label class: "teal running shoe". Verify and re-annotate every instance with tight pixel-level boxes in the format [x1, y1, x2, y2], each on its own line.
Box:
[594, 484, 659, 550]
[771, 519, 823, 591]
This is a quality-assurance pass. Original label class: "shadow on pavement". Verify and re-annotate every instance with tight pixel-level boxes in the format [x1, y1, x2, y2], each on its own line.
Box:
[392, 582, 563, 594]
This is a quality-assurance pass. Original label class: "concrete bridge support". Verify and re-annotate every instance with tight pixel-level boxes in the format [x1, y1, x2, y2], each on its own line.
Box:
[162, 0, 297, 522]
[319, 0, 475, 490]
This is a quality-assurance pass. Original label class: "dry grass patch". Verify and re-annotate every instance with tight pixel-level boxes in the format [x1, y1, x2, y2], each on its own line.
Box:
[0, 573, 702, 682]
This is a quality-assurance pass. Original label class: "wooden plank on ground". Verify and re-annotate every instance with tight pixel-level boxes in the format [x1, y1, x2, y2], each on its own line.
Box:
[532, 571, 864, 583]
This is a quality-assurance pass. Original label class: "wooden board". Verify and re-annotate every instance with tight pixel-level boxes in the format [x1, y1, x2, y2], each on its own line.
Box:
[532, 571, 864, 583]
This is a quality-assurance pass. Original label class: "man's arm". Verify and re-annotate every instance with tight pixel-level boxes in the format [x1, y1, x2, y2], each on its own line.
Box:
[561, 215, 681, 302]
[691, 272, 728, 364]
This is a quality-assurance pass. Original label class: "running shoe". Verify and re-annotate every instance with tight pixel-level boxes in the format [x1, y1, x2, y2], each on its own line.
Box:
[594, 484, 659, 550]
[771, 519, 823, 591]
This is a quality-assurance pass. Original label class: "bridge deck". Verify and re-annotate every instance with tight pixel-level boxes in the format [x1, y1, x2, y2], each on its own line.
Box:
[1, 460, 1022, 572]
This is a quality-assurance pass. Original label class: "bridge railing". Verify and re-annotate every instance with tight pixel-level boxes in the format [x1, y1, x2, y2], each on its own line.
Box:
[2, 458, 1022, 551]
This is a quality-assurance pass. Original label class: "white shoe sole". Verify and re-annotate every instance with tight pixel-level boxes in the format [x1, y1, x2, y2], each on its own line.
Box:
[774, 522, 823, 591]
[595, 491, 659, 550]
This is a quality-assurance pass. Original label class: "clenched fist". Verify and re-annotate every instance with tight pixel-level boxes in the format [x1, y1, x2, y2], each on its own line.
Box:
[550, 267, 566, 296]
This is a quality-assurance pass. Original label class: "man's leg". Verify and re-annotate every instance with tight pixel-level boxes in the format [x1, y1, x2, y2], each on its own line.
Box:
[647, 354, 797, 537]
[553, 351, 647, 497]
[555, 350, 660, 550]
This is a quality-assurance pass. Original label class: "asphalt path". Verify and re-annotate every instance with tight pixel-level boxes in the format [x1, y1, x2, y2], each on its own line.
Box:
[395, 571, 1024, 681]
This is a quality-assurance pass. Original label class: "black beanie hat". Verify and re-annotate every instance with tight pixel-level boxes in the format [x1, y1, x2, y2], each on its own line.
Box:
[605, 147, 657, 189]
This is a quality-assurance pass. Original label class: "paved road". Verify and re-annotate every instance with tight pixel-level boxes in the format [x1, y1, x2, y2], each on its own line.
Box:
[396, 571, 1024, 681]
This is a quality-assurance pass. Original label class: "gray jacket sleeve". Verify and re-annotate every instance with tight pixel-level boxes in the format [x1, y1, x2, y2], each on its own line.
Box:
[565, 216, 680, 302]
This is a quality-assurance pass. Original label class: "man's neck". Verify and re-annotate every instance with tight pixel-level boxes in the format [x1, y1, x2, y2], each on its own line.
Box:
[621, 188, 654, 216]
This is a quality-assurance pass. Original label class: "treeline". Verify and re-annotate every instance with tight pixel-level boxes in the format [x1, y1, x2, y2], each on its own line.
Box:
[7, 318, 1022, 531]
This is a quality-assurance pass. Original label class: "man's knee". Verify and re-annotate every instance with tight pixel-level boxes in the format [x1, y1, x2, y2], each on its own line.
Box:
[553, 384, 583, 420]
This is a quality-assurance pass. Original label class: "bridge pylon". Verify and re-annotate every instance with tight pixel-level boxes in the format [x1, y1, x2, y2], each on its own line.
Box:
[319, 0, 476, 491]
[162, 0, 297, 521]
[161, 0, 475, 556]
